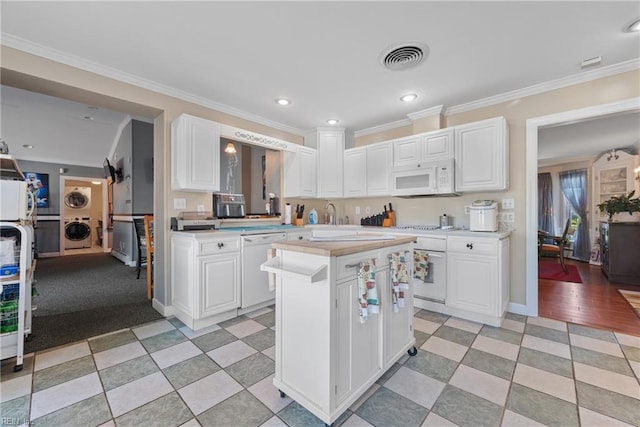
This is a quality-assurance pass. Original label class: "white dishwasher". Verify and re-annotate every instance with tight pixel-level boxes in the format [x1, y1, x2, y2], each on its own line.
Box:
[241, 232, 287, 308]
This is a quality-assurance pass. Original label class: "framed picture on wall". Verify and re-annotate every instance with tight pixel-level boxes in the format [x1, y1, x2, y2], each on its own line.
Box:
[24, 172, 49, 208]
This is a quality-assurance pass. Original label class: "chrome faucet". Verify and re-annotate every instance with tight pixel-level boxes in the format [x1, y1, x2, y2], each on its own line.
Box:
[325, 202, 337, 225]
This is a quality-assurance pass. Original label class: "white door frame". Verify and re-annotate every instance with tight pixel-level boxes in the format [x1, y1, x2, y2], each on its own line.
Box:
[59, 175, 109, 255]
[524, 97, 640, 316]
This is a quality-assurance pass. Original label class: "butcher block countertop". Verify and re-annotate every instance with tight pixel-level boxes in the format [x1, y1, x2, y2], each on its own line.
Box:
[271, 234, 416, 257]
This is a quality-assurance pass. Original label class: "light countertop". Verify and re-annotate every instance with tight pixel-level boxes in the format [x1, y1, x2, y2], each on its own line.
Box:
[271, 234, 416, 257]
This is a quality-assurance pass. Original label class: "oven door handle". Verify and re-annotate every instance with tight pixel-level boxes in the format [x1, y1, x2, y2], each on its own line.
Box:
[423, 252, 444, 258]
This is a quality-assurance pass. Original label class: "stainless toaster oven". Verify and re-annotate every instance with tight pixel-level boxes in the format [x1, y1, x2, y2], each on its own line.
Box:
[213, 193, 246, 218]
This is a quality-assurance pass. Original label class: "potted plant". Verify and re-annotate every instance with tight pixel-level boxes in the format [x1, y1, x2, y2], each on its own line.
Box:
[597, 190, 640, 221]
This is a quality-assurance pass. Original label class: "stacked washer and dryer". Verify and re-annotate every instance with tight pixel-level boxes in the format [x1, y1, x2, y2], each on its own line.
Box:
[64, 187, 92, 249]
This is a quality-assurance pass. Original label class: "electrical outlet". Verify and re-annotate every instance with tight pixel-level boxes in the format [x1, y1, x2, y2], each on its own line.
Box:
[502, 198, 515, 209]
[365, 206, 371, 214]
[501, 212, 515, 222]
[197, 204, 205, 212]
[173, 198, 186, 210]
[355, 206, 361, 215]
[465, 205, 470, 215]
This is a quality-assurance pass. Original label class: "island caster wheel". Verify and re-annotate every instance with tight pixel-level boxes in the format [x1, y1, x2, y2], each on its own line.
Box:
[407, 346, 417, 356]
[13, 364, 23, 372]
[279, 390, 286, 398]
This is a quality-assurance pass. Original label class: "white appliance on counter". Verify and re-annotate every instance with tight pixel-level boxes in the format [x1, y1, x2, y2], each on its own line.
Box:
[469, 200, 498, 232]
[391, 158, 456, 197]
[240, 232, 287, 309]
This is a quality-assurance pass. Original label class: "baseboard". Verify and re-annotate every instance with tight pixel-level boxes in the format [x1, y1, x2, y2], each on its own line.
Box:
[152, 299, 174, 317]
[37, 252, 60, 258]
[110, 251, 135, 266]
[507, 302, 532, 317]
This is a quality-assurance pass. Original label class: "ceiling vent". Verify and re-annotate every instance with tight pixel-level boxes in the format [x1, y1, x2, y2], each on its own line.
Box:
[380, 41, 429, 71]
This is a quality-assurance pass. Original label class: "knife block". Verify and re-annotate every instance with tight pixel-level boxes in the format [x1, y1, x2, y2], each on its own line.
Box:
[293, 218, 305, 226]
[388, 211, 396, 226]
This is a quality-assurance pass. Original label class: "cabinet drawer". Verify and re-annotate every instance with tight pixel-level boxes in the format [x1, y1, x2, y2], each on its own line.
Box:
[198, 237, 240, 255]
[447, 237, 497, 256]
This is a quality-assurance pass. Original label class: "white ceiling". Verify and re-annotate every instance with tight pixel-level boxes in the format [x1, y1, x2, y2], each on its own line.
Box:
[538, 111, 640, 167]
[1, 1, 639, 166]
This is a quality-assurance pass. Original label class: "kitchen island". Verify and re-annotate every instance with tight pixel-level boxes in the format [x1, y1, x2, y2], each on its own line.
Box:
[262, 234, 416, 424]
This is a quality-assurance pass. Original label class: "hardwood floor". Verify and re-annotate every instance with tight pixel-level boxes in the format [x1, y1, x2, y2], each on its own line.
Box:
[538, 258, 640, 336]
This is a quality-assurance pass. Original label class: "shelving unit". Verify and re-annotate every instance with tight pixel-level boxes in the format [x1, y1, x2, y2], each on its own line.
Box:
[1, 222, 34, 371]
[1, 154, 34, 371]
[592, 151, 639, 223]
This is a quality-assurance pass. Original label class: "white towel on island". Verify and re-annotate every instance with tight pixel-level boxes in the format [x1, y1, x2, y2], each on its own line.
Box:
[391, 252, 410, 312]
[358, 259, 378, 323]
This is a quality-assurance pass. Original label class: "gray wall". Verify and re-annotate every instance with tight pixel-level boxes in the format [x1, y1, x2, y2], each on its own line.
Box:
[132, 120, 154, 215]
[17, 159, 103, 255]
[17, 160, 103, 216]
[112, 122, 133, 215]
[110, 119, 154, 264]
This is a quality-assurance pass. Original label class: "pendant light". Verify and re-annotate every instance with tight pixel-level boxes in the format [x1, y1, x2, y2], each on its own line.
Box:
[224, 142, 237, 154]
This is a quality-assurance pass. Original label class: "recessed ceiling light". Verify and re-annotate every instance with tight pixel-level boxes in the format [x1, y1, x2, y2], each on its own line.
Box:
[400, 93, 418, 102]
[626, 18, 640, 32]
[326, 119, 339, 125]
[275, 98, 291, 106]
[22, 144, 33, 149]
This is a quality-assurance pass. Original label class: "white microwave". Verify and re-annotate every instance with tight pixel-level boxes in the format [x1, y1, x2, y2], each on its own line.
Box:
[0, 180, 34, 221]
[391, 159, 456, 196]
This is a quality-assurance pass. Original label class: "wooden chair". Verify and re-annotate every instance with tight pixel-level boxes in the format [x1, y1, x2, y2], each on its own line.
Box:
[539, 219, 573, 273]
[143, 215, 154, 300]
[133, 218, 147, 279]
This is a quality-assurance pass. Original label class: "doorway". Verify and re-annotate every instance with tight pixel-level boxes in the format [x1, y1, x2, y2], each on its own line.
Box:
[59, 175, 109, 256]
[525, 97, 640, 319]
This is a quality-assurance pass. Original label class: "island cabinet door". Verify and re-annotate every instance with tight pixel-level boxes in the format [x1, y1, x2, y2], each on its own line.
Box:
[335, 278, 382, 405]
[198, 252, 241, 318]
[381, 265, 414, 367]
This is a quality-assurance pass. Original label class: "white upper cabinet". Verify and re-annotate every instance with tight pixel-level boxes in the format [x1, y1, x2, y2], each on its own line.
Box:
[393, 129, 454, 169]
[421, 128, 454, 161]
[284, 145, 317, 198]
[366, 142, 392, 196]
[392, 135, 421, 168]
[171, 114, 220, 192]
[454, 116, 509, 192]
[317, 129, 345, 198]
[343, 147, 367, 198]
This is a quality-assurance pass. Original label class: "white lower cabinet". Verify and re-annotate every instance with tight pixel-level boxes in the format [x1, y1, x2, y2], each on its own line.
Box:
[446, 235, 509, 326]
[171, 233, 240, 329]
[200, 252, 241, 318]
[335, 277, 381, 403]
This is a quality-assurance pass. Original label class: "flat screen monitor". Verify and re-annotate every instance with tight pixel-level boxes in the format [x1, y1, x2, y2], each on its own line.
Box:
[104, 158, 116, 183]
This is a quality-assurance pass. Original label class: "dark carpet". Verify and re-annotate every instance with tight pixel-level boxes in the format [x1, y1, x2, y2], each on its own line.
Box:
[538, 261, 583, 283]
[26, 253, 162, 353]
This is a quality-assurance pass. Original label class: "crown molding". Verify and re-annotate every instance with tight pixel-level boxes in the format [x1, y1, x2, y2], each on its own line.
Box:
[13, 153, 103, 168]
[445, 58, 640, 116]
[354, 118, 412, 138]
[354, 58, 640, 137]
[1, 33, 306, 137]
[406, 104, 444, 121]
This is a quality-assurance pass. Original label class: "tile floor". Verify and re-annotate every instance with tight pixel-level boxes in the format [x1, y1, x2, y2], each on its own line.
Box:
[1, 307, 639, 426]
